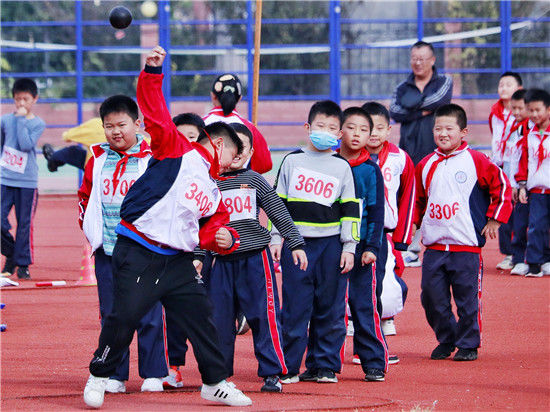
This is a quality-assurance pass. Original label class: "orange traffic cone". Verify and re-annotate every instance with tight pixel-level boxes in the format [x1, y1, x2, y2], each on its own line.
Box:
[75, 244, 97, 286]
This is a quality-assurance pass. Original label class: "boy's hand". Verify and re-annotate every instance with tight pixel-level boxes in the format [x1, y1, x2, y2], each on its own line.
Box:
[193, 259, 203, 275]
[15, 106, 28, 117]
[215, 227, 233, 249]
[270, 244, 282, 262]
[481, 218, 500, 240]
[512, 187, 518, 203]
[411, 224, 417, 237]
[518, 187, 528, 204]
[340, 251, 354, 274]
[291, 249, 308, 271]
[145, 46, 166, 67]
[361, 251, 376, 266]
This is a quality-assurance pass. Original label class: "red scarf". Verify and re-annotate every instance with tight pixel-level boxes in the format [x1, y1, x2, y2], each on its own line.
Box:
[341, 147, 371, 167]
[425, 142, 468, 193]
[530, 123, 550, 170]
[111, 144, 150, 194]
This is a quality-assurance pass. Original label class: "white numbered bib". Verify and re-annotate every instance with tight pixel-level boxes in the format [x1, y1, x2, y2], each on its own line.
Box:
[223, 188, 257, 222]
[288, 167, 339, 207]
[0, 146, 28, 174]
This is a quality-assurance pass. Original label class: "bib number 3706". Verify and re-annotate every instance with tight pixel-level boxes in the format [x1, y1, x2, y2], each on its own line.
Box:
[429, 202, 459, 220]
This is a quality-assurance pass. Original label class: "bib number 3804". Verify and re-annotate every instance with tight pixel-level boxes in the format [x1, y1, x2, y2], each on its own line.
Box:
[429, 202, 459, 220]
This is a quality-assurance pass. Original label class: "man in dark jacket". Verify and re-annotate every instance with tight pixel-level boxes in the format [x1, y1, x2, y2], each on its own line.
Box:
[390, 41, 453, 165]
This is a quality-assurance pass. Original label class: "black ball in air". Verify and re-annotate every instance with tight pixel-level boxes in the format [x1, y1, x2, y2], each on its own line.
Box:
[109, 6, 132, 30]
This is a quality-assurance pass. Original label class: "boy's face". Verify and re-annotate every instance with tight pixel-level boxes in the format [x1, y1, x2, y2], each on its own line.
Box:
[366, 114, 391, 151]
[13, 91, 37, 115]
[177, 124, 201, 142]
[497, 76, 521, 101]
[229, 132, 253, 170]
[527, 101, 550, 127]
[307, 113, 342, 136]
[341, 114, 371, 152]
[213, 137, 238, 173]
[103, 112, 140, 152]
[510, 99, 528, 123]
[433, 115, 467, 155]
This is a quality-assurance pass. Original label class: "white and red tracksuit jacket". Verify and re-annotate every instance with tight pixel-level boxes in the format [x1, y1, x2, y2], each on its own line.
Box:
[374, 141, 416, 251]
[414, 142, 512, 252]
[489, 99, 516, 167]
[203, 107, 273, 174]
[515, 123, 550, 193]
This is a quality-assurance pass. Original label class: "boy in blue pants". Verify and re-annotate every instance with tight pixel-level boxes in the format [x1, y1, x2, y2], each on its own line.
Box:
[271, 100, 360, 383]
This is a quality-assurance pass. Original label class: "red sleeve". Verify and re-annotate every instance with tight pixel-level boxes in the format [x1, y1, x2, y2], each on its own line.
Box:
[77, 157, 95, 229]
[392, 153, 416, 248]
[198, 199, 240, 254]
[470, 150, 513, 224]
[514, 129, 529, 183]
[413, 157, 429, 227]
[136, 69, 191, 160]
[242, 119, 272, 174]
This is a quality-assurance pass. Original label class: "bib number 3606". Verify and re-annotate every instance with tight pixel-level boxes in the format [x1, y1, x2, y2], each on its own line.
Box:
[288, 167, 339, 207]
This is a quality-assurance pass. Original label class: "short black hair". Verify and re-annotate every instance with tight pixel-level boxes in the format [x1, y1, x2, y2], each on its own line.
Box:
[99, 95, 139, 122]
[362, 101, 390, 124]
[342, 107, 373, 132]
[12, 78, 38, 98]
[172, 112, 205, 129]
[525, 88, 550, 108]
[411, 40, 434, 54]
[500, 71, 523, 86]
[197, 121, 243, 155]
[434, 103, 467, 130]
[308, 100, 343, 127]
[511, 89, 527, 101]
[229, 122, 253, 147]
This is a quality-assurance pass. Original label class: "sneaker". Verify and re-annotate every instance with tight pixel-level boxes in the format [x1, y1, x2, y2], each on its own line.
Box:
[298, 368, 318, 382]
[496, 255, 514, 270]
[141, 377, 164, 392]
[42, 144, 58, 172]
[541, 262, 550, 276]
[83, 374, 108, 408]
[346, 319, 354, 336]
[365, 368, 385, 382]
[236, 312, 250, 335]
[430, 343, 455, 360]
[279, 373, 299, 384]
[316, 369, 337, 383]
[352, 354, 361, 365]
[105, 379, 126, 393]
[261, 375, 282, 392]
[201, 380, 252, 407]
[163, 366, 183, 389]
[382, 318, 396, 336]
[402, 251, 421, 267]
[453, 348, 478, 361]
[1, 258, 16, 277]
[388, 355, 400, 365]
[526, 264, 542, 278]
[16, 266, 31, 280]
[510, 263, 529, 276]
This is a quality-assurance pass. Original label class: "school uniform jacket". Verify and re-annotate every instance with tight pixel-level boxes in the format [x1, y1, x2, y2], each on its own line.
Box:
[117, 66, 239, 255]
[203, 107, 273, 174]
[515, 123, 550, 192]
[414, 142, 512, 251]
[488, 99, 516, 167]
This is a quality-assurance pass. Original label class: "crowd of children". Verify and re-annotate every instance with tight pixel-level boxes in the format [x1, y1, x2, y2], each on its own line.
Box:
[1, 45, 548, 410]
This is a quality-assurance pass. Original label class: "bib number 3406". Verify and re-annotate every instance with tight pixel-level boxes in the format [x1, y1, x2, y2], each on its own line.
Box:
[185, 182, 213, 216]
[429, 202, 459, 220]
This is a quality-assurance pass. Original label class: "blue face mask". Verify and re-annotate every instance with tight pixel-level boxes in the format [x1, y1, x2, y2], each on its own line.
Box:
[309, 130, 338, 151]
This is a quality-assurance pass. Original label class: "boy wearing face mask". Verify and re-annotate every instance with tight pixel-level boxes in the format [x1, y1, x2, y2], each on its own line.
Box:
[271, 100, 360, 384]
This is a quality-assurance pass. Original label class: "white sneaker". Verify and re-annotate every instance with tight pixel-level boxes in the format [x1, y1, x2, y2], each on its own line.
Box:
[83, 374, 108, 408]
[163, 366, 183, 388]
[280, 374, 299, 384]
[382, 319, 396, 336]
[352, 354, 361, 365]
[542, 262, 550, 276]
[347, 320, 354, 336]
[141, 377, 164, 392]
[402, 251, 421, 267]
[496, 255, 514, 270]
[201, 380, 252, 407]
[510, 263, 529, 276]
[105, 378, 126, 393]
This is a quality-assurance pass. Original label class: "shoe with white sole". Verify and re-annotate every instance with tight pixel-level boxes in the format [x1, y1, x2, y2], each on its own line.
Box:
[388, 354, 400, 364]
[280, 374, 299, 384]
[163, 366, 183, 389]
[201, 380, 252, 406]
[510, 263, 529, 276]
[352, 354, 361, 365]
[526, 264, 543, 278]
[141, 377, 164, 392]
[105, 378, 126, 393]
[542, 262, 550, 276]
[496, 255, 514, 270]
[83, 374, 108, 408]
[402, 251, 421, 267]
[382, 319, 396, 336]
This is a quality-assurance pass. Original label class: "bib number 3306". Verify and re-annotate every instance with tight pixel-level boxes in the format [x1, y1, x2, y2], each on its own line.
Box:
[429, 202, 459, 220]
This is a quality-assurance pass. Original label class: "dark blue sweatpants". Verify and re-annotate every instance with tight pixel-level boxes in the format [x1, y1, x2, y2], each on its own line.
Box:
[95, 247, 167, 380]
[421, 249, 483, 350]
[208, 248, 287, 378]
[525, 193, 550, 265]
[51, 145, 87, 170]
[282, 235, 347, 375]
[348, 241, 388, 372]
[1, 185, 38, 266]
[511, 201, 529, 265]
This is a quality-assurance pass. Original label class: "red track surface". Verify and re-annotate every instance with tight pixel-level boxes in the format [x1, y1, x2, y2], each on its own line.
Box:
[1, 195, 549, 411]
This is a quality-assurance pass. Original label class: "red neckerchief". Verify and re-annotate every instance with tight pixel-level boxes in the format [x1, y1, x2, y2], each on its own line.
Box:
[112, 141, 150, 194]
[425, 141, 468, 193]
[499, 111, 515, 158]
[337, 147, 370, 167]
[529, 122, 550, 170]
[515, 119, 530, 149]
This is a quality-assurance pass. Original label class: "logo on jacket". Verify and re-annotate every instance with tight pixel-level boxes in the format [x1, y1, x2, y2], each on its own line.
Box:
[455, 171, 467, 183]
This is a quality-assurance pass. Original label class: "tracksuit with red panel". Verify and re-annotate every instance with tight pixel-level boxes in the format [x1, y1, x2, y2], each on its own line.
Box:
[88, 65, 240, 385]
[515, 123, 550, 267]
[415, 142, 512, 350]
